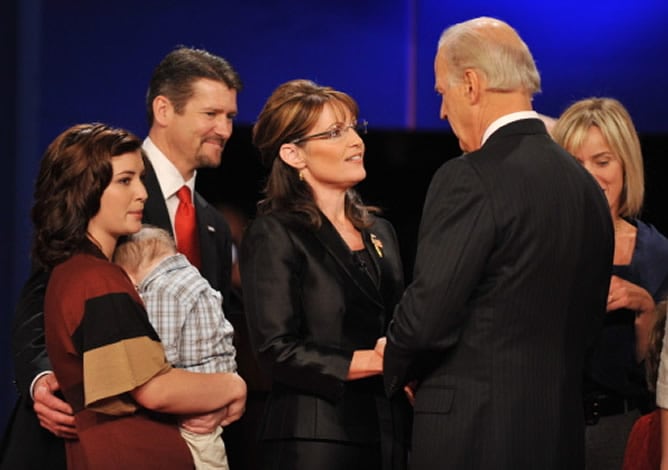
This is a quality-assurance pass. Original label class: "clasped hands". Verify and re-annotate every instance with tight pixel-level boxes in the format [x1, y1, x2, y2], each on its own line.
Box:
[373, 337, 417, 406]
[607, 274, 654, 315]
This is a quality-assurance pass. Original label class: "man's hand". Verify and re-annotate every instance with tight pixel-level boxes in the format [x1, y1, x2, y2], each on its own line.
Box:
[404, 380, 418, 407]
[33, 373, 77, 439]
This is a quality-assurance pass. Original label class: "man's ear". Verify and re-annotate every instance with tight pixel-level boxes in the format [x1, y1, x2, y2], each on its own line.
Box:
[463, 69, 481, 104]
[152, 95, 173, 127]
[278, 143, 306, 170]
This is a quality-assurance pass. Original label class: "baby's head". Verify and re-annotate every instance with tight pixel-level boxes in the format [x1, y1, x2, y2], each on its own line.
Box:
[113, 225, 177, 285]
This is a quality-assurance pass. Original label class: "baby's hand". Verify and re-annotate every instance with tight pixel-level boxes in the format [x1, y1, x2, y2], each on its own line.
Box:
[179, 409, 227, 434]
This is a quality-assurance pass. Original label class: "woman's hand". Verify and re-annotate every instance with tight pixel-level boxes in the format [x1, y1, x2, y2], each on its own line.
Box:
[374, 337, 386, 358]
[607, 275, 654, 314]
[608, 275, 658, 361]
[347, 337, 387, 380]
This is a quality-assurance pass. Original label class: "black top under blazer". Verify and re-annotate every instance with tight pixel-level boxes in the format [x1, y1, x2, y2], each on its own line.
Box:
[383, 119, 614, 470]
[240, 211, 409, 467]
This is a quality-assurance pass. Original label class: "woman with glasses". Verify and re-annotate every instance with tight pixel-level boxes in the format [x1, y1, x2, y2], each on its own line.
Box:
[239, 79, 410, 470]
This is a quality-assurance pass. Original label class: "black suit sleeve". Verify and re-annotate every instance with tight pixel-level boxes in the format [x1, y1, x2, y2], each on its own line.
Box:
[11, 267, 51, 398]
[384, 158, 494, 396]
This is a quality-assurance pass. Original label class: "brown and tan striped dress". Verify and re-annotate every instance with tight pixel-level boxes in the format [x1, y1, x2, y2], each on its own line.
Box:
[45, 249, 194, 469]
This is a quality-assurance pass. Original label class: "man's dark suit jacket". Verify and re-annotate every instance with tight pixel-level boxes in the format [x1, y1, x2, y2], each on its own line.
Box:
[383, 119, 614, 470]
[240, 212, 410, 469]
[0, 161, 232, 470]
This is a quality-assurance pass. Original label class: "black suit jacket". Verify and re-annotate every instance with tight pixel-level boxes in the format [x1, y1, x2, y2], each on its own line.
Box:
[0, 160, 232, 470]
[240, 212, 409, 468]
[383, 119, 614, 470]
[0, 268, 63, 470]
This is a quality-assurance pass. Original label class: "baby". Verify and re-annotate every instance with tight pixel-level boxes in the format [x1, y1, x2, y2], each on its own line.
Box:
[114, 225, 236, 470]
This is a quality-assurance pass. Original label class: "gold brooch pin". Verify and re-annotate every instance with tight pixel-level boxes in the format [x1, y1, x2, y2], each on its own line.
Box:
[370, 233, 384, 258]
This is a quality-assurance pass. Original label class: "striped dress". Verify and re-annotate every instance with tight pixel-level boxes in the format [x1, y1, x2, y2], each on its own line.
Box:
[44, 249, 194, 470]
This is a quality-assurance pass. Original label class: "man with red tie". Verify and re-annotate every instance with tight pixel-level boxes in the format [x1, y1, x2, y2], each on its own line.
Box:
[141, 46, 239, 299]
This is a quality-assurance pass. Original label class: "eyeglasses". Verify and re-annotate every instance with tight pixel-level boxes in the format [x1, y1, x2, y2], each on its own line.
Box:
[291, 120, 368, 144]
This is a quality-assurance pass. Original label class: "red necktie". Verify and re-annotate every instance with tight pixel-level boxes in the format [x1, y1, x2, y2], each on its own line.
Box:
[175, 185, 201, 269]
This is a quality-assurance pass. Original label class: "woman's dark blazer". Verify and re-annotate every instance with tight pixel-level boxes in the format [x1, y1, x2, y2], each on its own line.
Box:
[239, 211, 409, 460]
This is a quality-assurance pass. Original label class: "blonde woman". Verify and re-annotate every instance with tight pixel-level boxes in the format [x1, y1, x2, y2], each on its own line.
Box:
[553, 97, 668, 470]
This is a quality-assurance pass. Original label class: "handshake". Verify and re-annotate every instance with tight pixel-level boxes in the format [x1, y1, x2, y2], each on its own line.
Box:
[371, 336, 416, 405]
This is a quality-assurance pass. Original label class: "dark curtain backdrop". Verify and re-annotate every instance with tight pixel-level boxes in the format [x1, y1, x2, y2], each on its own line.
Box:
[3, 0, 668, 436]
[2, 0, 21, 437]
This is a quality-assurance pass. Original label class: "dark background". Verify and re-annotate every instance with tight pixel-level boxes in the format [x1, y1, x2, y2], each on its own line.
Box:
[2, 0, 668, 435]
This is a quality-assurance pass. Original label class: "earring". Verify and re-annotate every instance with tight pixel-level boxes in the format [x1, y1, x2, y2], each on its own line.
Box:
[299, 170, 305, 181]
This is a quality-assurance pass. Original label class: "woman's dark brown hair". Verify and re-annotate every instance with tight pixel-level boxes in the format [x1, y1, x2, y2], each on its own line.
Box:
[252, 79, 377, 229]
[32, 123, 143, 269]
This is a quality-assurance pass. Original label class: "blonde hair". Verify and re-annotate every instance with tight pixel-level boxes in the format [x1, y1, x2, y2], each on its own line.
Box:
[113, 225, 176, 274]
[437, 16, 541, 95]
[552, 97, 644, 218]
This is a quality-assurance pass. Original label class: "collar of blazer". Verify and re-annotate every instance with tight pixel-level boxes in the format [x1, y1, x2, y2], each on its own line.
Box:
[143, 163, 215, 239]
[142, 163, 173, 236]
[312, 215, 384, 308]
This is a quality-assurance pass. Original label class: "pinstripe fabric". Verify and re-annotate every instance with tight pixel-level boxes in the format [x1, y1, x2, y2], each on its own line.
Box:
[137, 253, 236, 374]
[384, 119, 614, 469]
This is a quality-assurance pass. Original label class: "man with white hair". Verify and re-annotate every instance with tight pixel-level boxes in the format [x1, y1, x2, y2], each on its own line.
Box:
[383, 17, 614, 469]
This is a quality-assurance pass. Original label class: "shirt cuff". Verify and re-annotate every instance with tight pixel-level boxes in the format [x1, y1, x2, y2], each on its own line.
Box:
[30, 370, 54, 401]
